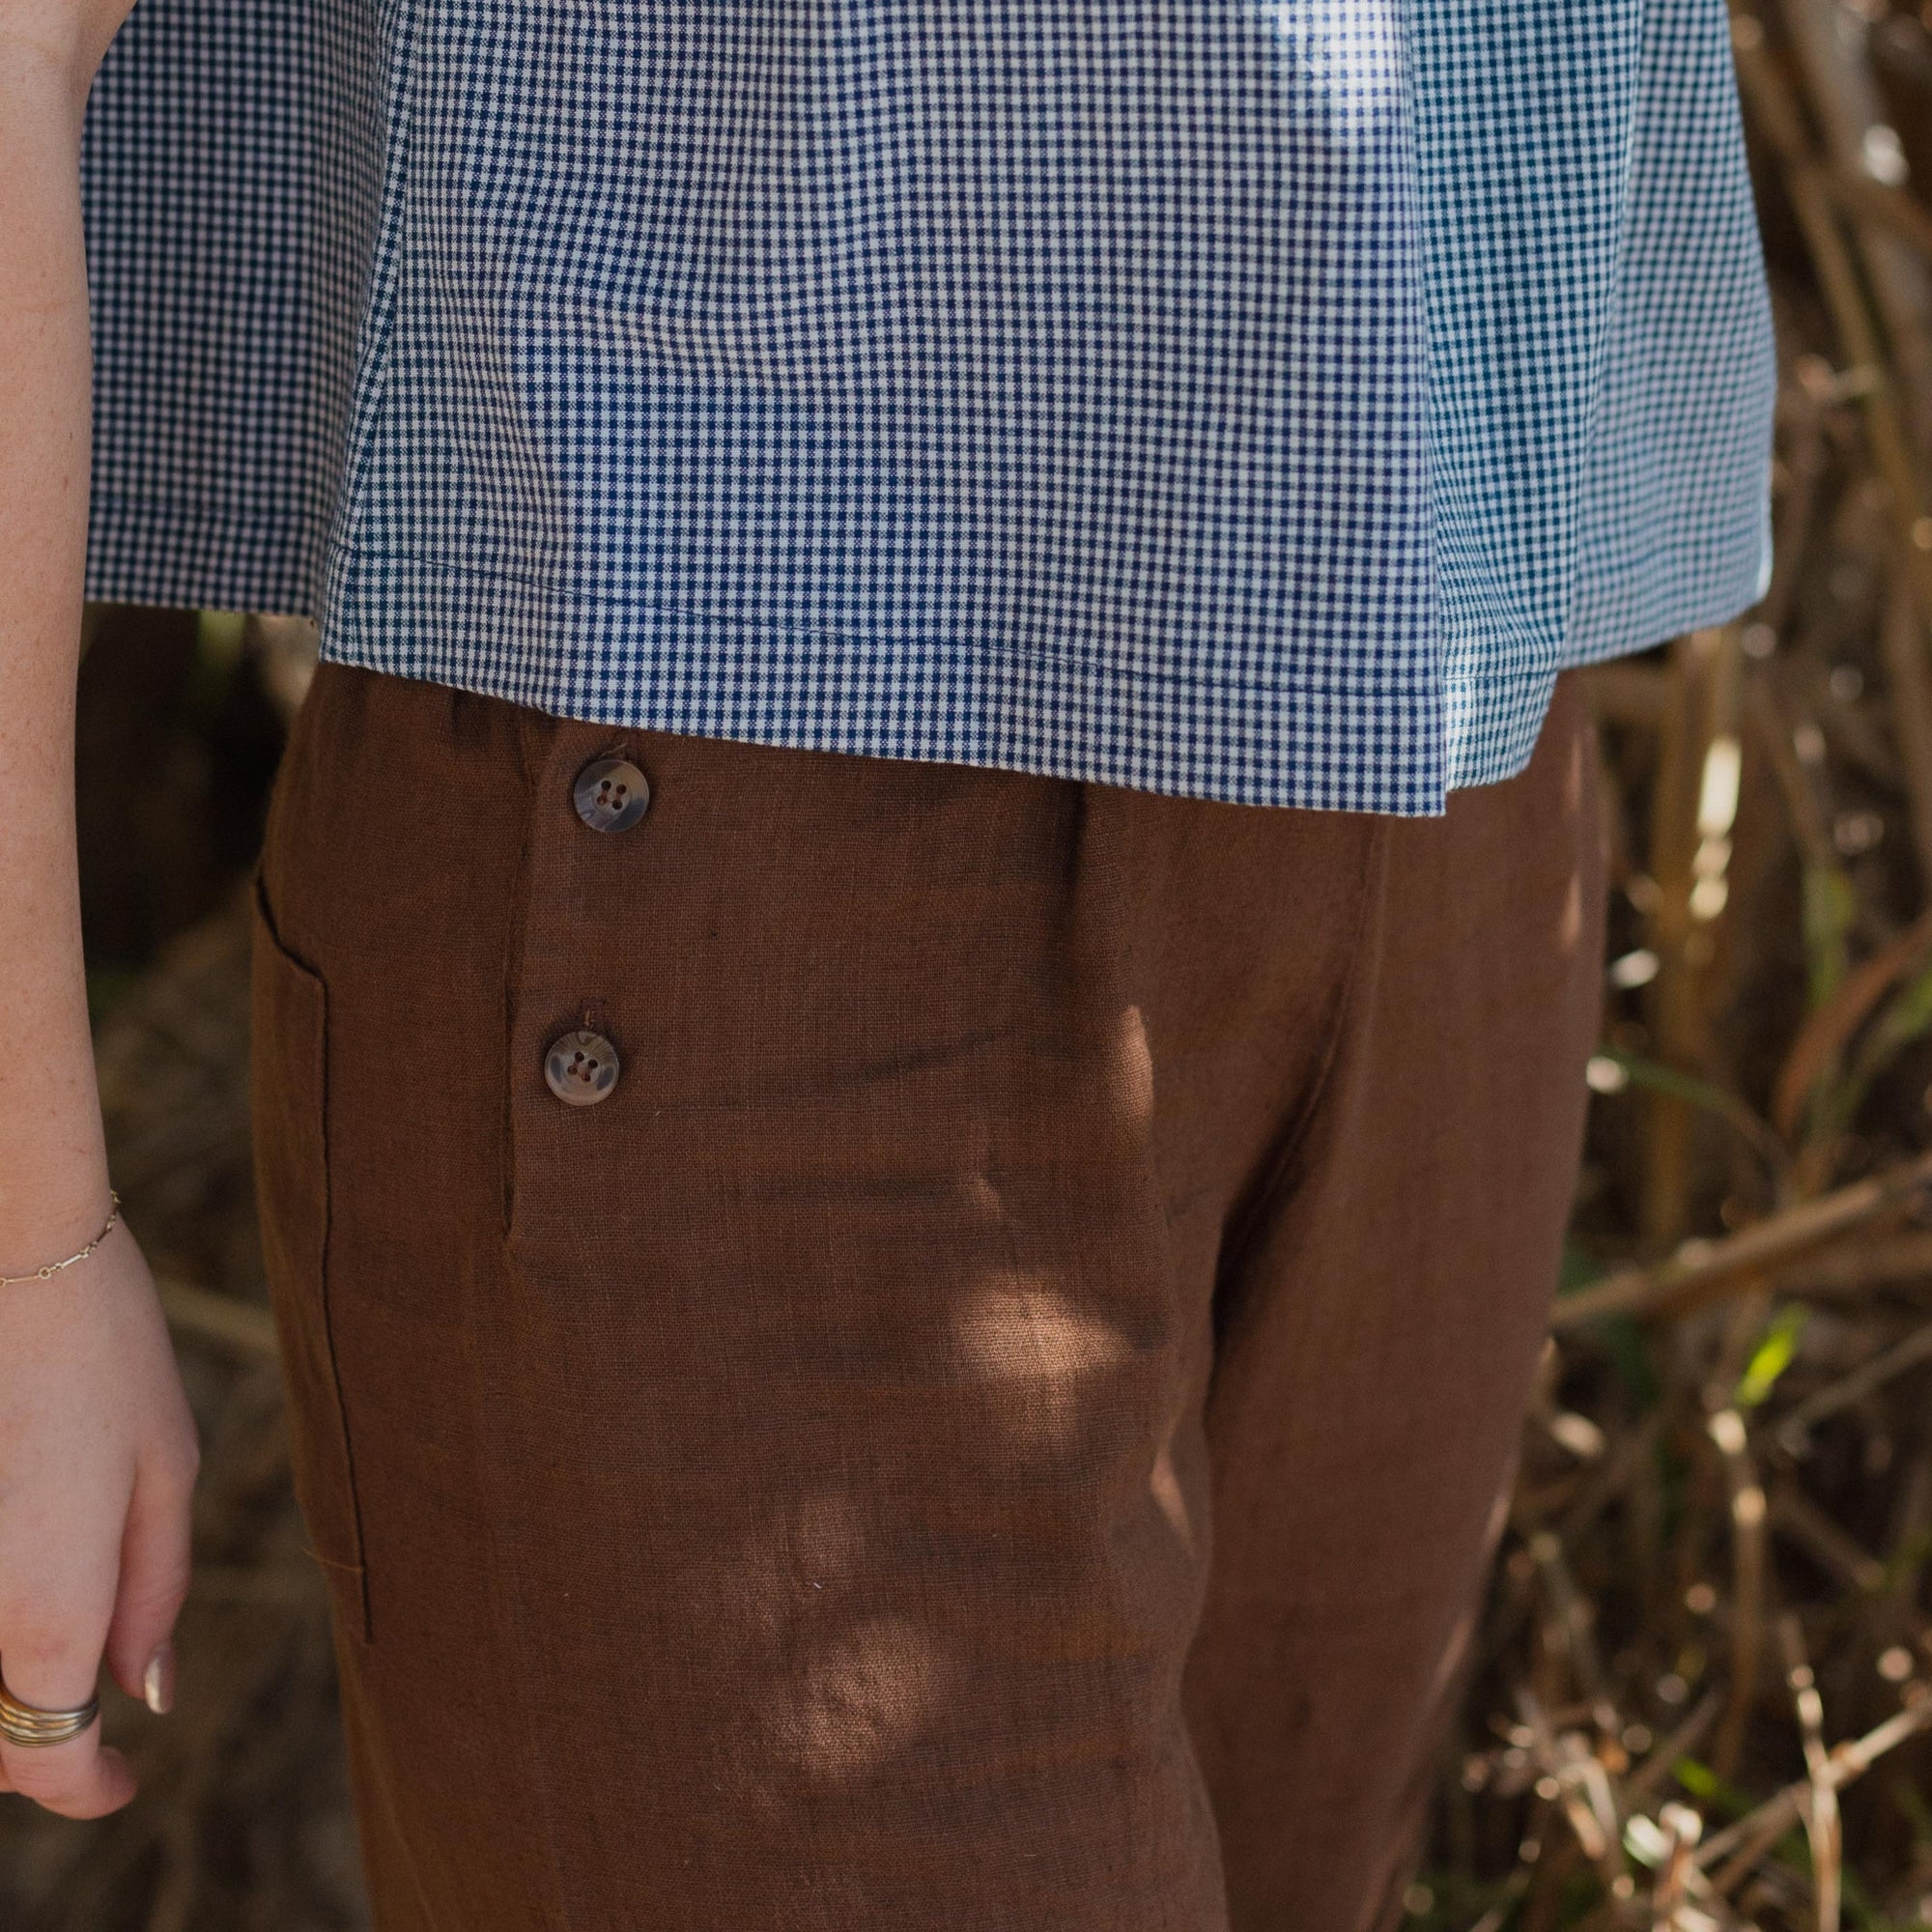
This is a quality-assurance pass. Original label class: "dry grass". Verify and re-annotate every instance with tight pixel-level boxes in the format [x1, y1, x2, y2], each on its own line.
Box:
[6, 3, 1932, 1924]
[1418, 9, 1932, 1925]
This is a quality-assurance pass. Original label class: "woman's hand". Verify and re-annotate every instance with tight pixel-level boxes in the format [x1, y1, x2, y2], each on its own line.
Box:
[0, 1218, 198, 1815]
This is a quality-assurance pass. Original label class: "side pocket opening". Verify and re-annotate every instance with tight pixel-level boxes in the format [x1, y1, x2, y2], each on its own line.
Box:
[248, 867, 374, 1647]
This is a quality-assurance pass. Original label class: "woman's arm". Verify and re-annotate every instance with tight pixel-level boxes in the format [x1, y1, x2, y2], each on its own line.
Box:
[0, 0, 199, 1817]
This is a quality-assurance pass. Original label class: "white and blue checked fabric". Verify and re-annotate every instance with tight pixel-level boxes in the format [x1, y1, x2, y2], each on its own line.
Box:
[79, 0, 1776, 812]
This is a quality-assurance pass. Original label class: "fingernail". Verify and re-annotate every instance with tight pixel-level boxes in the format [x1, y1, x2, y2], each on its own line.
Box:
[143, 1642, 175, 1716]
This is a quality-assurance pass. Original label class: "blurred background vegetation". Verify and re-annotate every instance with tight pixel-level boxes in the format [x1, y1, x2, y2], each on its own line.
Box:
[9, 1, 1932, 1926]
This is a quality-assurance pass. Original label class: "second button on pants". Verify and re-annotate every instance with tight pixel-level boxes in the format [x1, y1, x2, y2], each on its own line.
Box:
[249, 662, 1605, 1931]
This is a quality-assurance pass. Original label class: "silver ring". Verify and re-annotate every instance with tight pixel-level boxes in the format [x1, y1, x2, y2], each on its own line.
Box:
[0, 1673, 101, 1749]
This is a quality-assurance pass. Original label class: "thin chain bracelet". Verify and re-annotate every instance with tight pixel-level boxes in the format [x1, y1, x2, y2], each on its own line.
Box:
[0, 1192, 123, 1288]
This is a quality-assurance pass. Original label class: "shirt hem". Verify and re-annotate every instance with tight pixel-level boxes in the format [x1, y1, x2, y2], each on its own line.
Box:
[318, 539, 1452, 815]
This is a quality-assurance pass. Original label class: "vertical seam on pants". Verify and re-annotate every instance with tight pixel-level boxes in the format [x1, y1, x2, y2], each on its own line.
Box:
[482, 700, 578, 1932]
[497, 702, 543, 1241]
[1211, 816, 1393, 1310]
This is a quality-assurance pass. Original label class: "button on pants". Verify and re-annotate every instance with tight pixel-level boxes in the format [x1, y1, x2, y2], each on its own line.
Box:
[249, 663, 1605, 1931]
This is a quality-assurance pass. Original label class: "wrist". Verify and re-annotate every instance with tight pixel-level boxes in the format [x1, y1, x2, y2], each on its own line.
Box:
[0, 1032, 114, 1273]
[0, 1177, 118, 1284]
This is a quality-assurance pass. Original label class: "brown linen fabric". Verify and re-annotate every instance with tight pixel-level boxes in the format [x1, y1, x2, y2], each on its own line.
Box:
[249, 661, 1605, 1931]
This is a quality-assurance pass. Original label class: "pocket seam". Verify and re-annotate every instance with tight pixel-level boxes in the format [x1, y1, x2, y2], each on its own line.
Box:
[250, 867, 375, 1648]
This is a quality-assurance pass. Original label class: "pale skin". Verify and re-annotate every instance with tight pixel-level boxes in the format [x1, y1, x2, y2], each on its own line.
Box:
[0, 0, 200, 1817]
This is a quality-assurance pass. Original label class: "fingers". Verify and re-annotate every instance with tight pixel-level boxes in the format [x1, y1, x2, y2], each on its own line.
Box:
[0, 1729, 137, 1818]
[0, 1639, 135, 1819]
[0, 1732, 137, 1818]
[0, 1463, 192, 1816]
[0, 1438, 196, 1818]
[0, 1236, 199, 1819]
[101, 1440, 195, 1713]
[0, 1527, 127, 1816]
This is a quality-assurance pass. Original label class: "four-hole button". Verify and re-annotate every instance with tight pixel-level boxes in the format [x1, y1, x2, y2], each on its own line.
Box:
[573, 756, 650, 834]
[544, 1029, 620, 1106]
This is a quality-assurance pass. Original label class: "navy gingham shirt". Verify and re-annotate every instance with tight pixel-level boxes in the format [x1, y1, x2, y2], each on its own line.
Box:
[79, 0, 1776, 811]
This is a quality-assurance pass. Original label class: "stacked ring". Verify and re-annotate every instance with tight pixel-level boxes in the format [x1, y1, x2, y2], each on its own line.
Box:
[0, 1674, 100, 1749]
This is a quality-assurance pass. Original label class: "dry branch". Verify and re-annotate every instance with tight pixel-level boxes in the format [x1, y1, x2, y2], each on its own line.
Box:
[1552, 1150, 1932, 1328]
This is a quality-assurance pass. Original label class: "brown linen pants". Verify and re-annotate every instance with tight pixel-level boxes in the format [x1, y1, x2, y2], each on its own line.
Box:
[249, 661, 1604, 1932]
